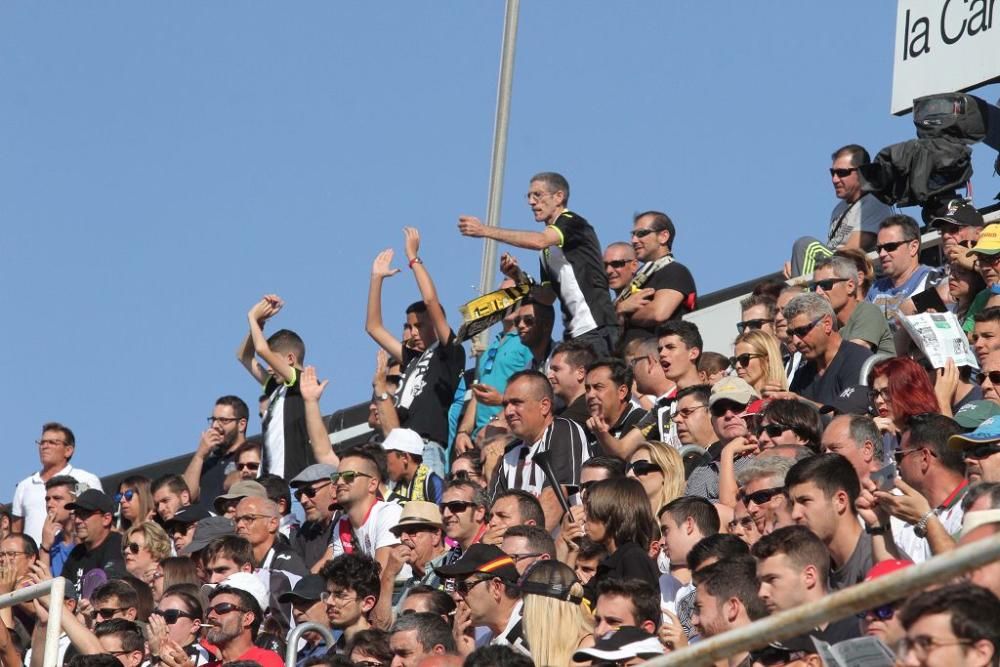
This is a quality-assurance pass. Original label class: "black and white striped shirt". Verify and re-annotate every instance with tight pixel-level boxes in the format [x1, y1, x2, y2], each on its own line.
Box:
[490, 418, 590, 497]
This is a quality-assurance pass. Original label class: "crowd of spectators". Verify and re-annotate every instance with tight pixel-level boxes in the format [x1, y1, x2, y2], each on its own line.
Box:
[5, 160, 1000, 667]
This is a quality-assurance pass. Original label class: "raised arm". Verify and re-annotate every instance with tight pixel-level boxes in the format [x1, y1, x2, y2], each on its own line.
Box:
[404, 227, 451, 345]
[458, 215, 562, 251]
[365, 249, 405, 361]
[181, 428, 223, 503]
[236, 330, 268, 386]
[372, 350, 400, 436]
[247, 295, 296, 384]
[300, 366, 339, 467]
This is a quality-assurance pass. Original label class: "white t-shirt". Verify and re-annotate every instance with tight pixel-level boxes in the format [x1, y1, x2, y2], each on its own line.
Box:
[891, 494, 966, 563]
[330, 500, 411, 580]
[12, 465, 103, 543]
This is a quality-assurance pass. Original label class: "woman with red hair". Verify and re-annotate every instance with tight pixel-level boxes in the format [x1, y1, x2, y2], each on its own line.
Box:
[868, 357, 939, 437]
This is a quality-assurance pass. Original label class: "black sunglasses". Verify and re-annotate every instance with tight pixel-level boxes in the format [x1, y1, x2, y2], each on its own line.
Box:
[876, 240, 913, 253]
[630, 228, 658, 238]
[829, 167, 857, 178]
[809, 277, 849, 292]
[758, 423, 793, 439]
[964, 443, 1000, 459]
[603, 260, 630, 269]
[512, 315, 535, 326]
[736, 318, 773, 334]
[295, 481, 331, 499]
[975, 370, 1000, 385]
[627, 460, 661, 476]
[741, 486, 785, 507]
[236, 462, 261, 472]
[207, 602, 247, 616]
[787, 315, 824, 340]
[124, 542, 143, 555]
[95, 606, 127, 619]
[729, 353, 763, 369]
[153, 608, 196, 624]
[440, 500, 475, 514]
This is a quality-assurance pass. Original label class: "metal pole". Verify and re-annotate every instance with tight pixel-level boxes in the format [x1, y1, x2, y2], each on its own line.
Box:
[474, 0, 520, 356]
[285, 621, 337, 667]
[44, 577, 65, 667]
[645, 533, 1000, 667]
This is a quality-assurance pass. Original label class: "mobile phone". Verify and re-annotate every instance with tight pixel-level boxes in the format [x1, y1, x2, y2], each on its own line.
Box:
[871, 463, 897, 492]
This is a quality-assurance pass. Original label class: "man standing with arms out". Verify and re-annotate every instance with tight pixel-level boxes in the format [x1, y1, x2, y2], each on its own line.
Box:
[867, 215, 938, 324]
[821, 414, 882, 484]
[616, 211, 697, 345]
[546, 340, 597, 425]
[603, 242, 638, 299]
[458, 172, 618, 355]
[690, 558, 768, 667]
[38, 475, 79, 577]
[489, 371, 590, 531]
[584, 359, 645, 452]
[12, 422, 102, 544]
[813, 256, 895, 355]
[366, 228, 466, 477]
[182, 396, 251, 512]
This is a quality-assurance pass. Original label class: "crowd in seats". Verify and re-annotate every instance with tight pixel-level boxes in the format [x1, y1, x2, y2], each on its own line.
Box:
[6, 166, 1000, 667]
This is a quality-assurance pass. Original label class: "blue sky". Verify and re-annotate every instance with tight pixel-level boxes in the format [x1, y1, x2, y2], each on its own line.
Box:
[3, 2, 999, 496]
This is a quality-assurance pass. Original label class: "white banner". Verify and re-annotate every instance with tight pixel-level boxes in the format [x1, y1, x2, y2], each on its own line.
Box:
[891, 0, 1000, 115]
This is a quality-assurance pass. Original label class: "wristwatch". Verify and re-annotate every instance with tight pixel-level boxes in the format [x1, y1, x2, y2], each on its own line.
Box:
[913, 509, 936, 538]
[865, 525, 888, 536]
[375, 392, 391, 402]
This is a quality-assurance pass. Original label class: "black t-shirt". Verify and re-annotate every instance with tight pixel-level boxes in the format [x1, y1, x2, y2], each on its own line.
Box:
[584, 541, 660, 604]
[789, 341, 873, 407]
[557, 395, 590, 428]
[540, 211, 617, 337]
[62, 531, 126, 587]
[192, 447, 239, 513]
[398, 331, 466, 446]
[263, 370, 313, 480]
[291, 519, 336, 570]
[622, 260, 698, 345]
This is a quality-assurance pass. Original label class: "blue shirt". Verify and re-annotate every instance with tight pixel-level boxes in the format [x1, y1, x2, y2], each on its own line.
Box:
[49, 531, 75, 577]
[866, 264, 937, 326]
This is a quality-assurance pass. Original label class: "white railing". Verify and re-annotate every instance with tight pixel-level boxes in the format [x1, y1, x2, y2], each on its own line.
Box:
[0, 577, 66, 667]
[285, 621, 336, 667]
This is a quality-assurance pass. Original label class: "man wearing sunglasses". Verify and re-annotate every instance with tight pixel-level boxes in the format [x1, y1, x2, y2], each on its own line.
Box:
[288, 463, 339, 570]
[617, 211, 696, 346]
[827, 145, 889, 252]
[784, 293, 872, 409]
[203, 573, 283, 667]
[685, 377, 758, 501]
[812, 256, 895, 356]
[950, 416, 1000, 484]
[440, 481, 489, 566]
[61, 489, 125, 587]
[511, 298, 556, 372]
[866, 215, 937, 326]
[603, 242, 638, 298]
[929, 200, 984, 266]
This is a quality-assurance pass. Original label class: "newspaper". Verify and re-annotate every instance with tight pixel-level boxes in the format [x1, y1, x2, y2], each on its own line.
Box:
[899, 311, 979, 370]
[812, 636, 895, 667]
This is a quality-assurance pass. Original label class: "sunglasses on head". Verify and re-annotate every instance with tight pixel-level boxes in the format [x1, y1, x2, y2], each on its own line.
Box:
[236, 462, 261, 472]
[964, 443, 1000, 459]
[741, 486, 785, 507]
[207, 602, 246, 616]
[736, 318, 773, 334]
[976, 370, 1000, 385]
[829, 167, 857, 178]
[787, 315, 825, 340]
[294, 481, 331, 499]
[440, 500, 475, 514]
[603, 259, 630, 269]
[113, 490, 135, 504]
[876, 240, 912, 253]
[329, 471, 373, 485]
[729, 353, 763, 368]
[627, 460, 661, 476]
[153, 608, 196, 624]
[809, 277, 849, 292]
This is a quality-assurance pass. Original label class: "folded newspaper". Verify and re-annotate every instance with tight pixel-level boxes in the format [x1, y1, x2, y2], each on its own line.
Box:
[900, 311, 979, 370]
[812, 636, 895, 667]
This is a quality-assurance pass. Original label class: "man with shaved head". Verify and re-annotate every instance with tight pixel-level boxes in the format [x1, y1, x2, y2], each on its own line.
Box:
[489, 370, 590, 531]
[603, 242, 638, 298]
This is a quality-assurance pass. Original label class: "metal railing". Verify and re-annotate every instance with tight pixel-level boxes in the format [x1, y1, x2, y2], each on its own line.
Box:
[643, 532, 1000, 666]
[285, 621, 337, 667]
[0, 577, 66, 667]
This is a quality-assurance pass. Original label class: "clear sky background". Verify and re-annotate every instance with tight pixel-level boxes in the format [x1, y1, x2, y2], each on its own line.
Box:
[3, 2, 999, 496]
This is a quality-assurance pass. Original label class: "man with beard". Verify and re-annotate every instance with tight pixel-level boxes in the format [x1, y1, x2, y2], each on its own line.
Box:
[182, 396, 252, 513]
[203, 572, 283, 667]
[288, 463, 339, 569]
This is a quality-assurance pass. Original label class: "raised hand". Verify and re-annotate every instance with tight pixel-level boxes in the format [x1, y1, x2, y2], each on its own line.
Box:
[300, 366, 329, 403]
[372, 249, 401, 279]
[658, 608, 688, 652]
[457, 215, 486, 238]
[471, 383, 502, 406]
[403, 227, 421, 260]
[499, 253, 523, 280]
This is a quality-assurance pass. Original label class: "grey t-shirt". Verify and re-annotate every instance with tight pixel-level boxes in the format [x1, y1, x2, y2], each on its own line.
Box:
[828, 194, 892, 249]
[829, 529, 874, 590]
[841, 301, 896, 356]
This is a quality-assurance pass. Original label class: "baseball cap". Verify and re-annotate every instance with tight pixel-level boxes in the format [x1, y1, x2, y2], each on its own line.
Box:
[66, 489, 115, 515]
[434, 544, 519, 582]
[709, 377, 760, 408]
[180, 516, 236, 555]
[864, 559, 913, 582]
[277, 574, 326, 604]
[949, 415, 1000, 450]
[382, 428, 425, 456]
[203, 572, 269, 613]
[819, 385, 872, 416]
[213, 480, 267, 514]
[572, 627, 664, 663]
[930, 200, 985, 229]
[953, 400, 1000, 430]
[165, 506, 210, 527]
[967, 223, 1000, 257]
[390, 501, 444, 537]
[289, 463, 338, 488]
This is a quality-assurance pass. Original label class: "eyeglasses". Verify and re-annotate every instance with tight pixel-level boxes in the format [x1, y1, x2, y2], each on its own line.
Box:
[207, 416, 241, 425]
[440, 500, 475, 514]
[235, 462, 261, 472]
[964, 443, 1000, 459]
[626, 460, 662, 476]
[114, 490, 135, 504]
[809, 277, 849, 292]
[894, 448, 926, 465]
[234, 513, 274, 525]
[787, 316, 825, 340]
[741, 487, 785, 507]
[729, 353, 763, 368]
[975, 370, 1000, 385]
[508, 552, 543, 562]
[294, 481, 331, 499]
[0, 551, 26, 560]
[630, 228, 658, 239]
[329, 471, 373, 485]
[526, 190, 552, 202]
[95, 606, 128, 620]
[758, 423, 793, 439]
[36, 439, 68, 447]
[625, 355, 650, 370]
[676, 404, 708, 419]
[876, 240, 913, 253]
[153, 609, 196, 624]
[321, 590, 358, 605]
[857, 604, 895, 621]
[869, 387, 892, 403]
[603, 260, 631, 269]
[512, 315, 535, 326]
[829, 167, 857, 177]
[896, 635, 973, 659]
[736, 318, 773, 334]
[207, 602, 247, 616]
[124, 542, 144, 555]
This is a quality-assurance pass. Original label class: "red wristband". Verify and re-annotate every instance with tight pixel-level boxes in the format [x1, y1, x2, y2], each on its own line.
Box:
[409, 257, 422, 268]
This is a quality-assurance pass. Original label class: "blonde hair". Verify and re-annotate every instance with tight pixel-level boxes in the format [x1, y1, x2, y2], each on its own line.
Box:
[125, 521, 172, 561]
[734, 329, 787, 391]
[634, 441, 685, 514]
[521, 561, 593, 667]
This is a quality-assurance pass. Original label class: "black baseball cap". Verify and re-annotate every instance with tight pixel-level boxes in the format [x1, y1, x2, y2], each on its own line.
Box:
[165, 506, 210, 527]
[66, 489, 114, 515]
[278, 574, 326, 604]
[930, 200, 985, 228]
[434, 544, 519, 582]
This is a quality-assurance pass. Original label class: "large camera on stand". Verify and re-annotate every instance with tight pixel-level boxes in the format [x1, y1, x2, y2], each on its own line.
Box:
[859, 92, 1000, 220]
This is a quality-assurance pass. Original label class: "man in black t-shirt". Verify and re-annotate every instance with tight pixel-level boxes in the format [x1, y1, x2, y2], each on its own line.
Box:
[182, 395, 252, 514]
[366, 227, 466, 477]
[61, 490, 125, 587]
[617, 211, 697, 346]
[458, 172, 618, 356]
